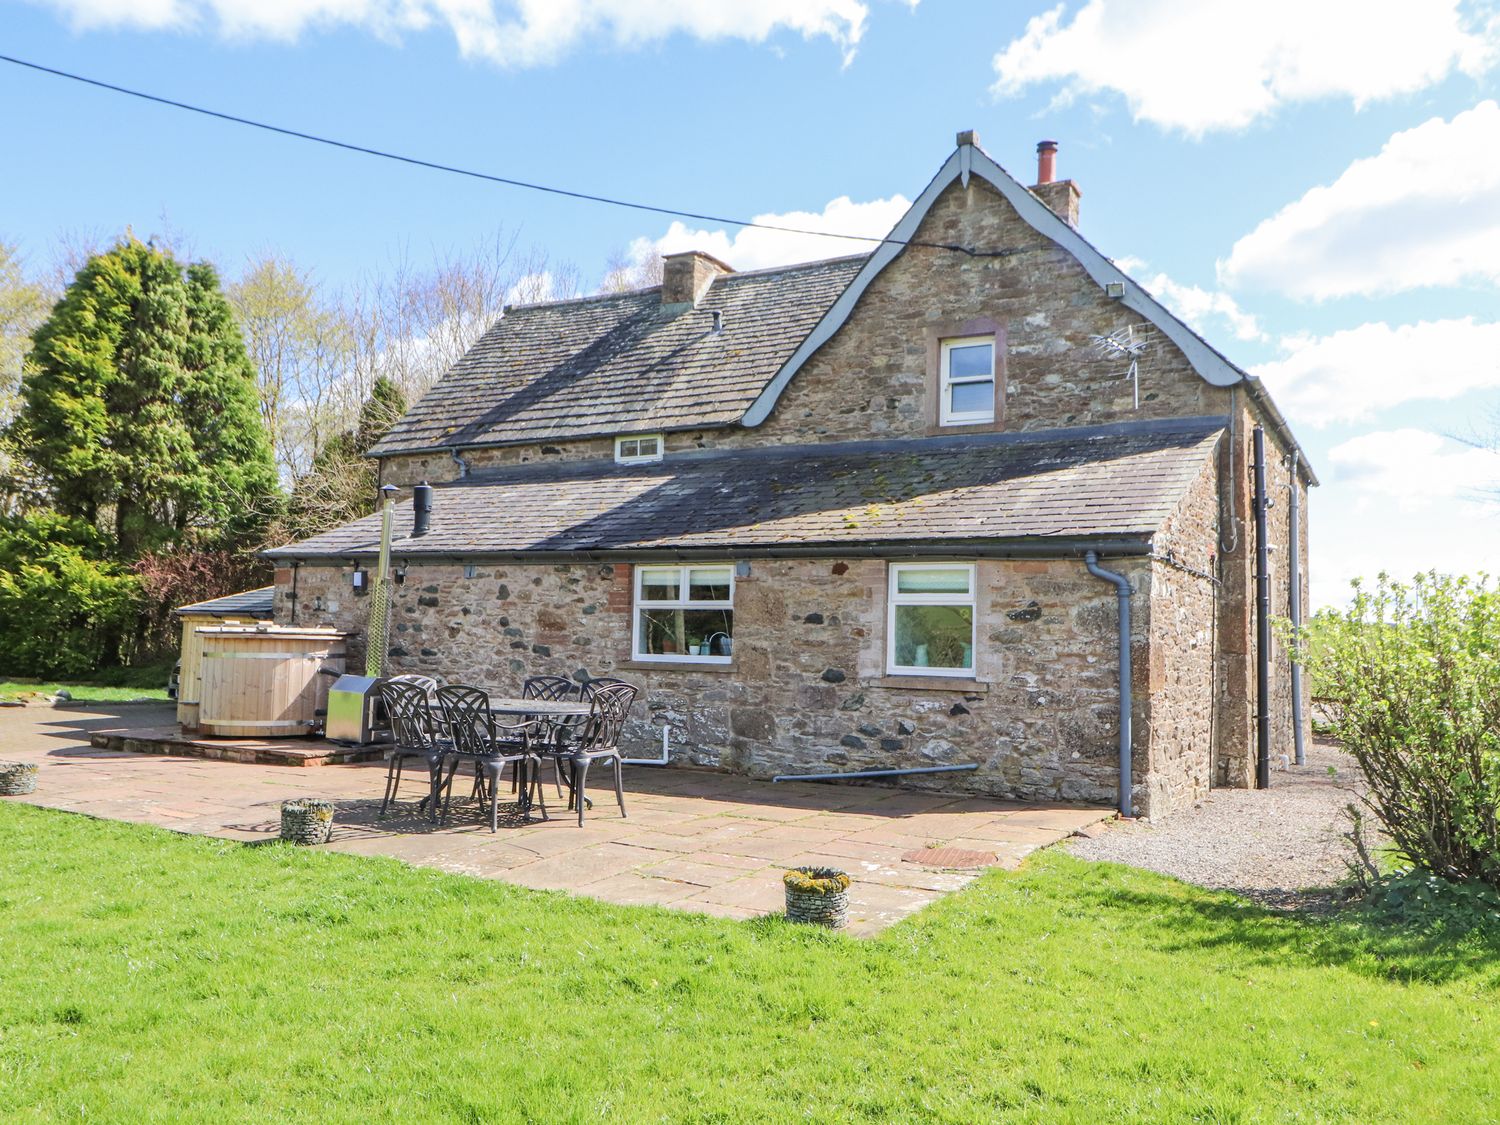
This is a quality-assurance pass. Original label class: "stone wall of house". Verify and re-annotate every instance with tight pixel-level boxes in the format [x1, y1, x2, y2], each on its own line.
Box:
[1211, 397, 1311, 789]
[1142, 448, 1221, 813]
[740, 177, 1228, 448]
[276, 550, 1188, 814]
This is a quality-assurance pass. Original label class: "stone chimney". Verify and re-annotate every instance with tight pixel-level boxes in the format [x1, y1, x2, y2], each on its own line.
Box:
[1030, 139, 1081, 228]
[661, 251, 734, 309]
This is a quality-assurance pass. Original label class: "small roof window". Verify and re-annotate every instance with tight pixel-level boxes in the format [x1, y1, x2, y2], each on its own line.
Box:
[615, 434, 664, 464]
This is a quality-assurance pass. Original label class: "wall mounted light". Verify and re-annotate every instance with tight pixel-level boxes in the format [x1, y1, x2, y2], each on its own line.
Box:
[394, 560, 408, 585]
[351, 566, 369, 594]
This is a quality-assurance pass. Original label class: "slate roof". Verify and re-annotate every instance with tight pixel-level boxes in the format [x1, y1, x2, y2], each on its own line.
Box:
[270, 418, 1223, 561]
[368, 255, 867, 456]
[174, 586, 277, 618]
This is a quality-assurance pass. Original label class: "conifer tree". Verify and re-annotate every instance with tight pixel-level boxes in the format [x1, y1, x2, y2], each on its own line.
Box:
[11, 237, 279, 557]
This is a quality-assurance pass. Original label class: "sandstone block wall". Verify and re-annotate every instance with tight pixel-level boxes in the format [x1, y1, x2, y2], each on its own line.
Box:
[277, 552, 1190, 814]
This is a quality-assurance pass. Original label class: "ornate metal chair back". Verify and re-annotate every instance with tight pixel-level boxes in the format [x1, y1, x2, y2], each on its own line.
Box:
[380, 679, 440, 751]
[582, 677, 629, 699]
[582, 681, 638, 753]
[435, 684, 495, 758]
[523, 675, 582, 702]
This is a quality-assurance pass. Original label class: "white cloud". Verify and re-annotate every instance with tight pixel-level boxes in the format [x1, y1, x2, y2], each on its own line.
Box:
[30, 0, 870, 66]
[1219, 101, 1500, 299]
[1327, 428, 1500, 511]
[1312, 428, 1500, 607]
[627, 193, 911, 273]
[991, 0, 1497, 136]
[1251, 317, 1500, 427]
[1115, 261, 1263, 342]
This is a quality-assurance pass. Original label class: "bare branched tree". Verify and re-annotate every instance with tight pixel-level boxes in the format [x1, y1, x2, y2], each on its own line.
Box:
[598, 245, 664, 293]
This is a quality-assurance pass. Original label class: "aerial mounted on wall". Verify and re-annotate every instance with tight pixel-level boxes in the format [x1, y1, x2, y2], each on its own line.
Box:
[1090, 325, 1149, 409]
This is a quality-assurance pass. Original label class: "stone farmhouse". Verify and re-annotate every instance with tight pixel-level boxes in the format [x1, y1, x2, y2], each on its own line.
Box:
[266, 132, 1314, 820]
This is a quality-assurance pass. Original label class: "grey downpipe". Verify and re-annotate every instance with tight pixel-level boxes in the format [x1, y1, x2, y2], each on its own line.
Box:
[1288, 451, 1307, 766]
[773, 764, 978, 783]
[1253, 426, 1272, 789]
[1084, 551, 1133, 818]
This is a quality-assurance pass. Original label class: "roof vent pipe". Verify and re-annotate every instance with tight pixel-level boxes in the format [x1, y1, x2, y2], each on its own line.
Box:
[1036, 139, 1058, 185]
[412, 481, 433, 537]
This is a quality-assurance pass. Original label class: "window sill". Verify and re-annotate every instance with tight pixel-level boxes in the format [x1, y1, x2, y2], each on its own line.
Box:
[872, 675, 988, 693]
[616, 659, 736, 674]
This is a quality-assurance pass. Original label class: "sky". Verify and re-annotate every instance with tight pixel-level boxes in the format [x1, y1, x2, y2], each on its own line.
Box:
[3, 0, 1499, 608]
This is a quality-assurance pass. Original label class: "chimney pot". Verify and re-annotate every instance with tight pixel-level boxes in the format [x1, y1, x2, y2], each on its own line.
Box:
[661, 251, 733, 309]
[1036, 139, 1058, 185]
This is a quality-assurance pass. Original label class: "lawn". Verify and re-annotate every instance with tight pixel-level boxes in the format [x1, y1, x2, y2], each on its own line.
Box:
[1, 803, 1496, 1123]
[0, 662, 172, 703]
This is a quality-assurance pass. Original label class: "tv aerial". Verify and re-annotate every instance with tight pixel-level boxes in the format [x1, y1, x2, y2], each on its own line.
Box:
[1091, 325, 1148, 409]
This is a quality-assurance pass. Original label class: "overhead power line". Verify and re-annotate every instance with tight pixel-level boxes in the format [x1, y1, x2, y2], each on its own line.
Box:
[0, 52, 1004, 258]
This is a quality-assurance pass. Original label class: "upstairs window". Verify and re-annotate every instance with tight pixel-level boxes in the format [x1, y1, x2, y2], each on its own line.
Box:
[633, 564, 733, 662]
[939, 337, 996, 426]
[615, 434, 664, 463]
[887, 563, 976, 676]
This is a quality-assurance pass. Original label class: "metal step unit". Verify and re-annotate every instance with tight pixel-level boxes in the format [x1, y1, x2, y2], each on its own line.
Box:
[325, 674, 391, 745]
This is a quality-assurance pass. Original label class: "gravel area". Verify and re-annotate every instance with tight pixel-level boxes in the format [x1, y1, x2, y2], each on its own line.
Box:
[1067, 738, 1367, 910]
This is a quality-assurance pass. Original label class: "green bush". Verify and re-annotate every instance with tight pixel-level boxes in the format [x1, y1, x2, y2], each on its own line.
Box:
[0, 513, 142, 678]
[1356, 870, 1500, 938]
[1298, 573, 1500, 892]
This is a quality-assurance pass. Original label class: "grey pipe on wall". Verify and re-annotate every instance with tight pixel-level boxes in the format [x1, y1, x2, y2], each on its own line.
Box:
[1085, 551, 1133, 818]
[1288, 451, 1307, 767]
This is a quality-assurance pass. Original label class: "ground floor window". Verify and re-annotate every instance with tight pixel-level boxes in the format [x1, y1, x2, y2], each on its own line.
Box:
[887, 562, 976, 676]
[633, 564, 734, 662]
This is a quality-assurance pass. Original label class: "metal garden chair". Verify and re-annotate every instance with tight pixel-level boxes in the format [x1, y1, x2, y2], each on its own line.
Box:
[523, 675, 584, 799]
[565, 680, 638, 827]
[377, 678, 449, 819]
[435, 684, 547, 831]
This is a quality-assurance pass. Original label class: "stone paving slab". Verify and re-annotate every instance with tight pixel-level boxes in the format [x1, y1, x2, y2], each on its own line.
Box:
[1, 705, 1113, 937]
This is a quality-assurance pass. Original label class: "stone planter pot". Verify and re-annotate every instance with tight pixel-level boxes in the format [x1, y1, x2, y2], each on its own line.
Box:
[0, 761, 38, 796]
[280, 798, 335, 845]
[784, 866, 850, 929]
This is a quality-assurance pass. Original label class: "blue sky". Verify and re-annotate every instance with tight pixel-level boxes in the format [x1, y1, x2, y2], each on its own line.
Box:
[4, 0, 1499, 607]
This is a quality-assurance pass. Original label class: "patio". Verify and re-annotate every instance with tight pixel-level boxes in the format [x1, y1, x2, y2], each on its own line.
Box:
[4, 703, 1112, 936]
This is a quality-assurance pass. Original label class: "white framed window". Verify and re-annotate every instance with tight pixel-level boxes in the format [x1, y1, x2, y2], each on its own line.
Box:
[939, 337, 996, 426]
[632, 564, 734, 663]
[886, 563, 976, 677]
[615, 434, 664, 463]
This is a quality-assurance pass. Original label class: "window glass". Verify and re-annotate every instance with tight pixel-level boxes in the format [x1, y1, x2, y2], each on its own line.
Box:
[892, 605, 974, 670]
[688, 567, 732, 601]
[947, 342, 993, 379]
[638, 567, 679, 601]
[949, 381, 993, 417]
[639, 436, 659, 456]
[896, 567, 974, 595]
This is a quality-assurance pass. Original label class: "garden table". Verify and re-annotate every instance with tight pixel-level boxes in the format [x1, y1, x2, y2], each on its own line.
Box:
[428, 697, 594, 817]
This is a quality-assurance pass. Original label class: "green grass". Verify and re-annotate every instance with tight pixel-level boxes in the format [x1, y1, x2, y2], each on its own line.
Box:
[0, 662, 172, 702]
[1, 804, 1497, 1123]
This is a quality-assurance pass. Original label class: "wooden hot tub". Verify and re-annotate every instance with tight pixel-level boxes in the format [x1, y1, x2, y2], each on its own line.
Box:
[196, 626, 346, 738]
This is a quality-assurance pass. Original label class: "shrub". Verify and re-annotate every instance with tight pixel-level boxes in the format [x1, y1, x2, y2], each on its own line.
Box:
[132, 547, 271, 660]
[1298, 573, 1500, 892]
[0, 513, 143, 677]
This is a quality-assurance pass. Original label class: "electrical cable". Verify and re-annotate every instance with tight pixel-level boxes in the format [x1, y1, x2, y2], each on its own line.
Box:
[0, 52, 1015, 259]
